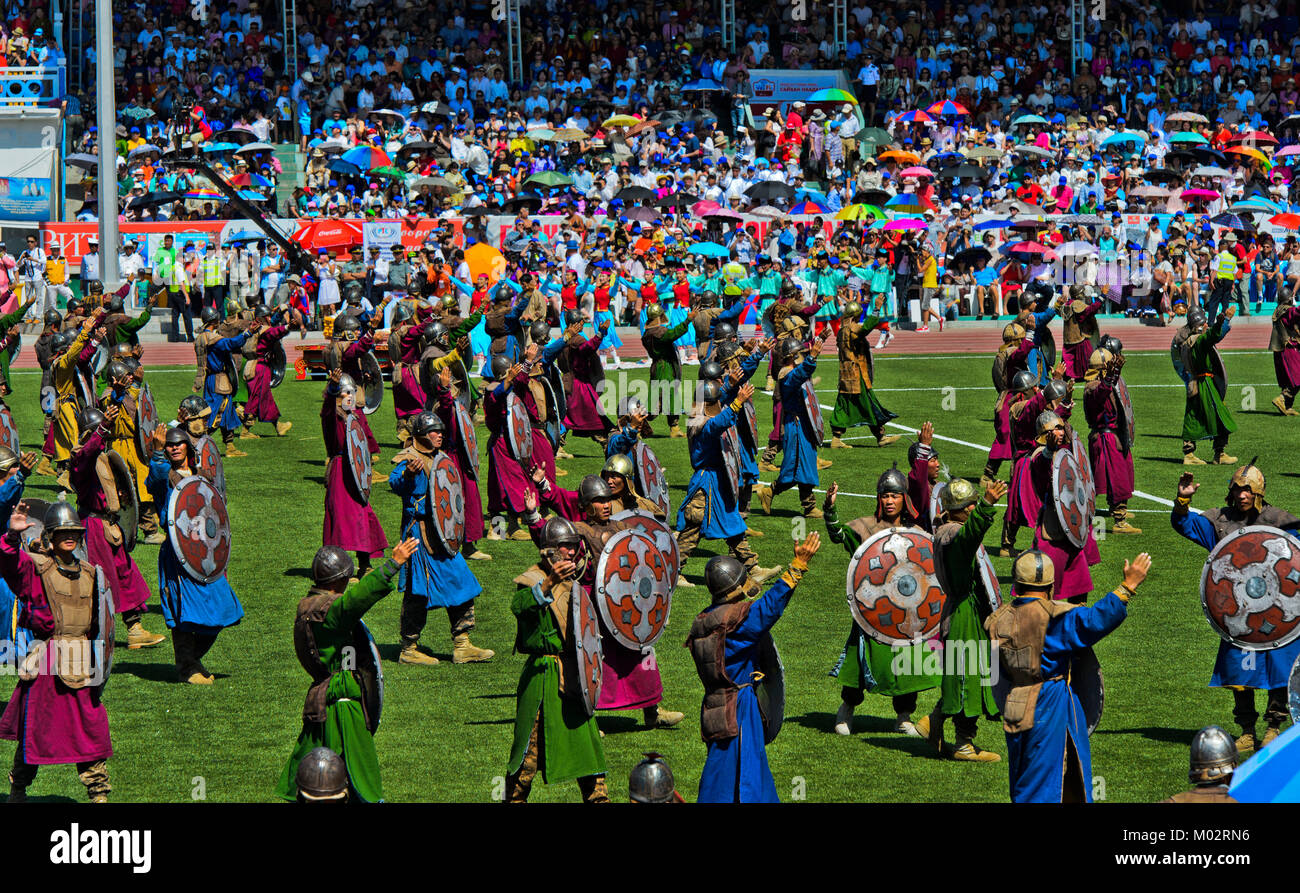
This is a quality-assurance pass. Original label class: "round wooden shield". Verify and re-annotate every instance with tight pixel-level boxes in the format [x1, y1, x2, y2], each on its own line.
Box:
[537, 375, 564, 448]
[105, 449, 139, 553]
[1200, 526, 1300, 651]
[40, 386, 56, 415]
[802, 378, 824, 446]
[166, 475, 232, 584]
[194, 434, 227, 497]
[453, 399, 478, 481]
[571, 585, 604, 717]
[0, 404, 18, 454]
[1070, 429, 1096, 519]
[345, 413, 373, 503]
[756, 633, 785, 744]
[92, 565, 115, 696]
[594, 528, 673, 651]
[719, 427, 741, 500]
[633, 441, 670, 516]
[975, 544, 1002, 617]
[426, 452, 465, 555]
[1210, 344, 1228, 400]
[1039, 325, 1058, 372]
[505, 391, 533, 463]
[1170, 328, 1192, 382]
[76, 370, 95, 410]
[135, 384, 159, 460]
[1115, 375, 1135, 452]
[360, 351, 384, 415]
[846, 527, 946, 646]
[1051, 448, 1091, 549]
[612, 509, 681, 579]
[356, 620, 384, 732]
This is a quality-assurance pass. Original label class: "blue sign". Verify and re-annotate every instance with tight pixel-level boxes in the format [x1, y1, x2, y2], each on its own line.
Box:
[0, 177, 52, 222]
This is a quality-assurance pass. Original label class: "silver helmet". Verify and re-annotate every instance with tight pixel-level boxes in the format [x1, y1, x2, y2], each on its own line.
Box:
[629, 752, 676, 803]
[704, 555, 748, 604]
[1188, 725, 1238, 786]
[311, 546, 355, 586]
[295, 747, 349, 801]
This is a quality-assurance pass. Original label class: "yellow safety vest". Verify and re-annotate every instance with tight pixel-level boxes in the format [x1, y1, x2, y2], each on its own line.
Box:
[1213, 251, 1238, 280]
[203, 252, 223, 287]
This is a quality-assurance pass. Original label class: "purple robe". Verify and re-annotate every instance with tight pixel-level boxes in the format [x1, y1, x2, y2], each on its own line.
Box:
[1084, 379, 1134, 502]
[70, 428, 152, 614]
[562, 333, 614, 435]
[484, 383, 540, 516]
[342, 337, 380, 455]
[244, 325, 287, 423]
[1275, 307, 1300, 389]
[0, 535, 112, 765]
[1006, 392, 1048, 528]
[1030, 445, 1101, 601]
[320, 400, 388, 557]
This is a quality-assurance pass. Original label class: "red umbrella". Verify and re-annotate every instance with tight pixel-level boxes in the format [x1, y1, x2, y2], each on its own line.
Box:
[1226, 131, 1279, 146]
[293, 219, 364, 252]
[1271, 213, 1300, 230]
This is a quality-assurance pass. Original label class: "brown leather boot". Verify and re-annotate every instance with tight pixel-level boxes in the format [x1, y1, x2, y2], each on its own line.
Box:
[399, 637, 440, 666]
[275, 420, 293, 436]
[127, 622, 165, 649]
[452, 633, 495, 664]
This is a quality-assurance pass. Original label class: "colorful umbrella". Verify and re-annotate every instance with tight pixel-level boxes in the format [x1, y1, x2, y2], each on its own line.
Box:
[895, 109, 934, 124]
[835, 204, 885, 221]
[691, 200, 723, 216]
[1100, 131, 1148, 148]
[1227, 131, 1279, 146]
[899, 165, 934, 178]
[1181, 188, 1221, 200]
[877, 149, 920, 163]
[370, 166, 409, 181]
[885, 194, 935, 214]
[341, 146, 392, 170]
[1275, 145, 1300, 159]
[926, 100, 969, 116]
[809, 88, 858, 104]
[1000, 241, 1055, 257]
[704, 208, 743, 221]
[1011, 114, 1048, 126]
[973, 219, 1013, 231]
[789, 200, 829, 214]
[602, 115, 640, 128]
[184, 188, 225, 201]
[201, 142, 240, 153]
[1225, 146, 1269, 164]
[525, 171, 573, 188]
[688, 242, 731, 258]
[227, 173, 273, 188]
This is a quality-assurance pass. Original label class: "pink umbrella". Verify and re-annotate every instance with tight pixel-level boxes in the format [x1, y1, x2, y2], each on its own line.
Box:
[884, 218, 929, 231]
[704, 208, 743, 221]
[690, 200, 722, 216]
[1181, 188, 1221, 200]
[1275, 146, 1300, 159]
[900, 165, 934, 178]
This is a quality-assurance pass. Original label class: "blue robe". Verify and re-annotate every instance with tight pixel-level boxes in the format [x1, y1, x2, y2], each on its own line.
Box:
[388, 457, 482, 609]
[204, 332, 250, 432]
[676, 405, 747, 540]
[722, 352, 764, 486]
[698, 577, 794, 803]
[776, 356, 819, 487]
[470, 284, 527, 377]
[605, 424, 639, 459]
[1005, 591, 1128, 803]
[1170, 509, 1300, 688]
[1025, 306, 1058, 386]
[146, 452, 245, 633]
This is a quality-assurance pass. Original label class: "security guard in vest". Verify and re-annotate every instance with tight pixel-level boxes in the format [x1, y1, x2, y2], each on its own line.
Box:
[1207, 232, 1241, 321]
[202, 244, 226, 315]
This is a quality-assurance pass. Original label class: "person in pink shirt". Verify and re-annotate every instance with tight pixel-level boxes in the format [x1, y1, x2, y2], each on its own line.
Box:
[1045, 176, 1074, 212]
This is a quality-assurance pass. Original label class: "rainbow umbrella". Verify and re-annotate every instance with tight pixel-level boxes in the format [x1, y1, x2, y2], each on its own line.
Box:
[341, 145, 392, 170]
[789, 200, 828, 214]
[184, 188, 225, 201]
[835, 204, 885, 221]
[883, 218, 928, 231]
[1225, 146, 1269, 164]
[885, 193, 934, 214]
[895, 109, 934, 124]
[926, 100, 969, 116]
[227, 172, 273, 188]
[808, 88, 858, 105]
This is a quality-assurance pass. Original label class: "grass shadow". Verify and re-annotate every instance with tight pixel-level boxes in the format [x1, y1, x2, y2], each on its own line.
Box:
[788, 711, 898, 736]
[463, 718, 515, 726]
[298, 459, 326, 467]
[1093, 725, 1194, 745]
[303, 476, 326, 486]
[112, 661, 182, 684]
[283, 567, 314, 579]
[860, 735, 950, 757]
[1138, 455, 1196, 465]
[594, 715, 644, 735]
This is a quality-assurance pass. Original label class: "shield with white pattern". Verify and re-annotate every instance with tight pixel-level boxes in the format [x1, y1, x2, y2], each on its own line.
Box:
[1200, 526, 1300, 651]
[612, 509, 681, 580]
[846, 527, 946, 646]
[571, 585, 604, 716]
[594, 528, 673, 651]
[506, 391, 533, 462]
[345, 414, 372, 502]
[166, 475, 232, 584]
[633, 441, 670, 516]
[425, 452, 465, 555]
[1050, 448, 1091, 548]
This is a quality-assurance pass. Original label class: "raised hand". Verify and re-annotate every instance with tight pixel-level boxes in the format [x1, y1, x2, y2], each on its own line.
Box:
[329, 367, 342, 385]
[524, 487, 539, 513]
[548, 557, 577, 583]
[823, 481, 839, 513]
[8, 502, 30, 534]
[737, 382, 755, 404]
[920, 420, 933, 446]
[983, 479, 1008, 504]
[793, 531, 822, 564]
[392, 537, 420, 566]
[103, 404, 121, 423]
[151, 423, 168, 450]
[524, 342, 539, 361]
[18, 452, 38, 474]
[1122, 552, 1152, 590]
[1177, 472, 1199, 499]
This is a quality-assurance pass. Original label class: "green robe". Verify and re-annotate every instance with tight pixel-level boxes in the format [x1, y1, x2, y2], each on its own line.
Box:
[0, 301, 32, 391]
[826, 512, 939, 697]
[828, 317, 896, 430]
[641, 317, 692, 416]
[933, 501, 1000, 719]
[448, 309, 483, 405]
[275, 561, 397, 803]
[1181, 320, 1236, 442]
[507, 579, 605, 785]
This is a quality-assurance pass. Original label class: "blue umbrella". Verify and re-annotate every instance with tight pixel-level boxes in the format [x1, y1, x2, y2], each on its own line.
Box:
[795, 187, 829, 205]
[688, 242, 730, 258]
[201, 142, 240, 153]
[1229, 723, 1300, 802]
[327, 158, 362, 177]
[1100, 132, 1147, 148]
[237, 190, 268, 201]
[974, 218, 1014, 231]
[222, 231, 263, 246]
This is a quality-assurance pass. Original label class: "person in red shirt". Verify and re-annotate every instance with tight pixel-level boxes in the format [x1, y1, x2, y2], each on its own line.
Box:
[1015, 180, 1045, 205]
[1170, 34, 1195, 62]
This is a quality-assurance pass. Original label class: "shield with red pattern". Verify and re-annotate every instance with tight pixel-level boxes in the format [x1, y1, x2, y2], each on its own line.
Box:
[719, 427, 741, 500]
[1115, 376, 1135, 452]
[0, 404, 18, 454]
[612, 509, 681, 579]
[802, 379, 824, 446]
[1200, 526, 1300, 651]
[135, 384, 159, 459]
[633, 441, 670, 516]
[453, 399, 478, 480]
[505, 391, 533, 462]
[194, 434, 226, 497]
[425, 452, 465, 555]
[846, 527, 946, 646]
[345, 413, 372, 503]
[594, 528, 673, 651]
[166, 475, 232, 584]
[1070, 429, 1096, 519]
[1050, 448, 1090, 548]
[571, 584, 604, 717]
[975, 544, 1002, 618]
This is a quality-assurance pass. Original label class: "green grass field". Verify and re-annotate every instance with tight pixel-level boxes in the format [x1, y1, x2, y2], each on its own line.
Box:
[1, 346, 1294, 803]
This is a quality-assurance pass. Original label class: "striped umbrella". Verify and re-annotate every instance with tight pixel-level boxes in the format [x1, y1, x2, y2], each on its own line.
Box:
[789, 200, 828, 214]
[926, 100, 969, 116]
[341, 146, 392, 170]
[895, 109, 934, 124]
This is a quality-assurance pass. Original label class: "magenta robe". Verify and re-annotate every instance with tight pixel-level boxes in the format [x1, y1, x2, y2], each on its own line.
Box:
[484, 382, 539, 516]
[1084, 378, 1134, 502]
[562, 334, 614, 436]
[69, 429, 151, 614]
[1061, 303, 1102, 380]
[0, 535, 112, 765]
[1275, 308, 1300, 388]
[320, 400, 388, 557]
[343, 337, 381, 455]
[1029, 445, 1101, 601]
[534, 488, 664, 711]
[1005, 392, 1048, 528]
[244, 325, 287, 423]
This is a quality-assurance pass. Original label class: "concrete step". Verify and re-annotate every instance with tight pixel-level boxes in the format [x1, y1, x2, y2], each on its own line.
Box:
[273, 142, 304, 213]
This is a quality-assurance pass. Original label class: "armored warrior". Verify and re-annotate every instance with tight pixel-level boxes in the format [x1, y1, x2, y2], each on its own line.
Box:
[823, 473, 937, 738]
[276, 540, 417, 804]
[1057, 286, 1103, 380]
[0, 501, 115, 802]
[599, 454, 663, 517]
[1000, 371, 1070, 556]
[99, 359, 166, 544]
[827, 300, 900, 449]
[556, 315, 616, 448]
[1083, 349, 1140, 534]
[1027, 410, 1101, 602]
[195, 308, 259, 458]
[482, 349, 544, 541]
[757, 332, 833, 519]
[1179, 307, 1237, 466]
[69, 406, 164, 649]
[684, 534, 821, 803]
[324, 310, 384, 480]
[504, 517, 609, 803]
[49, 312, 103, 482]
[986, 550, 1149, 802]
[238, 303, 293, 439]
[1269, 290, 1300, 416]
[389, 411, 493, 667]
[321, 370, 389, 577]
[1160, 726, 1239, 803]
[146, 425, 244, 684]
[983, 322, 1033, 485]
[1171, 465, 1300, 751]
[639, 303, 696, 438]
